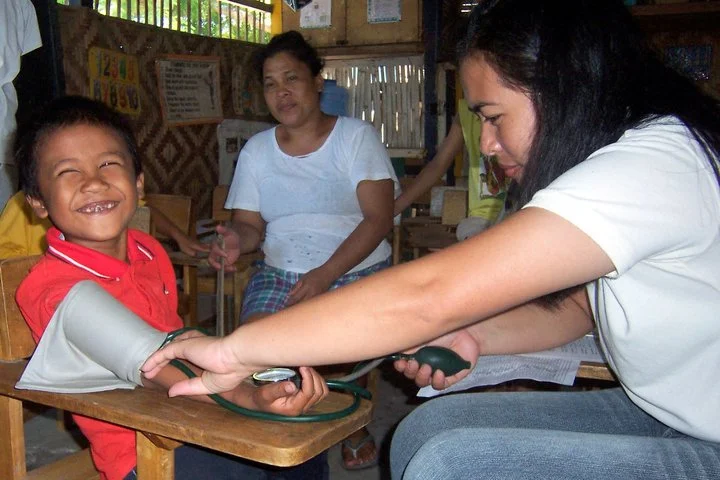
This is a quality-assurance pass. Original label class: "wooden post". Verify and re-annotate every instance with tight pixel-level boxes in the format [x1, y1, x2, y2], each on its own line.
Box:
[0, 395, 26, 480]
[136, 432, 176, 480]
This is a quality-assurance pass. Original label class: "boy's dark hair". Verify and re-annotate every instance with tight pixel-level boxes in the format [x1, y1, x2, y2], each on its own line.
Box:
[15, 95, 143, 199]
[459, 0, 720, 208]
[251, 30, 324, 83]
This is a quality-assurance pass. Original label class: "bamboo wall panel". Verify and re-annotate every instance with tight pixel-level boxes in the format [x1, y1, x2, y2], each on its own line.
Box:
[57, 5, 265, 217]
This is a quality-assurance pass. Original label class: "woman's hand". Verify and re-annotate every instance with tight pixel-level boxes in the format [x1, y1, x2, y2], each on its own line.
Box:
[208, 224, 242, 271]
[286, 267, 334, 306]
[248, 367, 329, 416]
[142, 335, 255, 396]
[394, 329, 479, 390]
[208, 210, 265, 271]
[175, 233, 211, 257]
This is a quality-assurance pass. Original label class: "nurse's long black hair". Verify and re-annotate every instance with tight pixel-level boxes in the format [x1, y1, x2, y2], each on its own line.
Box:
[460, 0, 720, 207]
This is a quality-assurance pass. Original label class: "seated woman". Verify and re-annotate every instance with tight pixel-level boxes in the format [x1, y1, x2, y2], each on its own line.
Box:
[208, 31, 398, 472]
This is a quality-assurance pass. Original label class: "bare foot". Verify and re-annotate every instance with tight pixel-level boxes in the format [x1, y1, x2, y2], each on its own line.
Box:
[341, 427, 378, 470]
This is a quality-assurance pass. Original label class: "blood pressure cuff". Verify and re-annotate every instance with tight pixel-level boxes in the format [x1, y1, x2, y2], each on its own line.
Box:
[16, 280, 168, 393]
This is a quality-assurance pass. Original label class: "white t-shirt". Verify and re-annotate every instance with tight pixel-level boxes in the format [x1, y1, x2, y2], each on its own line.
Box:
[526, 117, 720, 442]
[1, 0, 42, 165]
[226, 116, 399, 273]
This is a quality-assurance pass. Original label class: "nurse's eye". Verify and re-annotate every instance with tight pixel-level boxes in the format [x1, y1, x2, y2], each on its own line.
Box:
[482, 114, 501, 126]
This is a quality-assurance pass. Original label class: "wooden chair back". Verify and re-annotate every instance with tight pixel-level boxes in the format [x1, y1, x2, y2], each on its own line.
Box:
[0, 256, 41, 361]
[129, 206, 152, 234]
[212, 185, 231, 222]
[144, 194, 196, 326]
[0, 255, 100, 479]
[144, 194, 195, 240]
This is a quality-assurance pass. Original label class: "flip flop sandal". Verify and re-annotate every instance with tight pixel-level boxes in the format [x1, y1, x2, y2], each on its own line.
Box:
[341, 432, 379, 471]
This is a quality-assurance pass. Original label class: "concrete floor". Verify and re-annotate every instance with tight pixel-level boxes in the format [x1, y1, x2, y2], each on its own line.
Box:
[24, 362, 424, 479]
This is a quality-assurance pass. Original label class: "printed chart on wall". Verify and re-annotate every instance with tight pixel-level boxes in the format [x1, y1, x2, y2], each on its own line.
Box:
[156, 55, 222, 126]
[232, 64, 269, 117]
[368, 0, 401, 23]
[300, 0, 331, 29]
[88, 47, 141, 116]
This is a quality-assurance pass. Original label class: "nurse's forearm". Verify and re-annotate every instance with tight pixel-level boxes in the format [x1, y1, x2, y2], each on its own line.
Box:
[225, 208, 611, 368]
[467, 287, 594, 356]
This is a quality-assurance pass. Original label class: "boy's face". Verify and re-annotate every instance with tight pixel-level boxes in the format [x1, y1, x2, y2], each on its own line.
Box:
[27, 124, 144, 258]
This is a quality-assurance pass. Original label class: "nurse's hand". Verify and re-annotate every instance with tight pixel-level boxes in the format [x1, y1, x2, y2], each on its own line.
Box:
[142, 335, 257, 396]
[394, 329, 479, 391]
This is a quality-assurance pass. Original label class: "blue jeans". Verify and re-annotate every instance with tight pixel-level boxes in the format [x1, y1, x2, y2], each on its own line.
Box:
[123, 445, 327, 480]
[390, 388, 720, 479]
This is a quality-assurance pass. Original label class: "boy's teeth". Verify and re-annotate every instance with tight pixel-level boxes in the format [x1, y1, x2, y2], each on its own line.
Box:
[80, 202, 116, 213]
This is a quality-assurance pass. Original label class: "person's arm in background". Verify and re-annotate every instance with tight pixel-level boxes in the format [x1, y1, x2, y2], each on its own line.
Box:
[147, 206, 210, 257]
[393, 116, 465, 216]
[286, 178, 395, 306]
[207, 209, 265, 271]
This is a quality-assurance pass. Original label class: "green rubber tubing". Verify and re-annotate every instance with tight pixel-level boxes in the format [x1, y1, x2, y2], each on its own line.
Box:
[161, 328, 372, 422]
[159, 329, 471, 422]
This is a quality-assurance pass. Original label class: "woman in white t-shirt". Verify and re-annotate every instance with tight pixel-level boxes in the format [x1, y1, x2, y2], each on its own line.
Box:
[209, 31, 398, 472]
[145, 1, 720, 478]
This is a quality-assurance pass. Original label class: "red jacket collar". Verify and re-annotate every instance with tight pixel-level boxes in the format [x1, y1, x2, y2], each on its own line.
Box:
[46, 226, 154, 280]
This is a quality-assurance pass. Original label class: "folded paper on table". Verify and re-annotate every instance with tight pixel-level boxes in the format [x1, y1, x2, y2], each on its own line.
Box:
[417, 334, 606, 398]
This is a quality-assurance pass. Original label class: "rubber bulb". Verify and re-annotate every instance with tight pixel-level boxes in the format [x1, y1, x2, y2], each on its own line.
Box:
[411, 346, 471, 376]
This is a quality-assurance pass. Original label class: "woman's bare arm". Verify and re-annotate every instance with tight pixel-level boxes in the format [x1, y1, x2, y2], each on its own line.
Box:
[144, 207, 614, 396]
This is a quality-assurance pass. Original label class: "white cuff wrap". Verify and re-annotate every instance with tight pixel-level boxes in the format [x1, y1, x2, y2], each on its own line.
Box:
[16, 280, 168, 393]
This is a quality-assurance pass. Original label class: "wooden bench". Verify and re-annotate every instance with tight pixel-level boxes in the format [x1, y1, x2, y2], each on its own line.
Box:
[0, 256, 372, 479]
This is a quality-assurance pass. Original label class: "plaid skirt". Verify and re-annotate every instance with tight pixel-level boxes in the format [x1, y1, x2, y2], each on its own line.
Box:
[240, 258, 391, 322]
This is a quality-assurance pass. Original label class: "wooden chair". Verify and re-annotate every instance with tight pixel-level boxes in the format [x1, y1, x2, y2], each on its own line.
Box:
[129, 206, 151, 234]
[0, 256, 373, 479]
[144, 194, 195, 244]
[143, 194, 197, 327]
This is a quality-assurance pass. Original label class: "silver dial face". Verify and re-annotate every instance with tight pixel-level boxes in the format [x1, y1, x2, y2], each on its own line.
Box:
[252, 368, 298, 384]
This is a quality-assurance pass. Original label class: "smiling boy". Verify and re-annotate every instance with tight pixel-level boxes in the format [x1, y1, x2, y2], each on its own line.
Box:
[13, 96, 328, 480]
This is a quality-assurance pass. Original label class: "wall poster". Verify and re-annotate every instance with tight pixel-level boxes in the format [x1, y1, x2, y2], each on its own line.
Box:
[88, 47, 141, 116]
[300, 0, 331, 29]
[232, 64, 269, 117]
[367, 0, 401, 23]
[156, 55, 222, 126]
